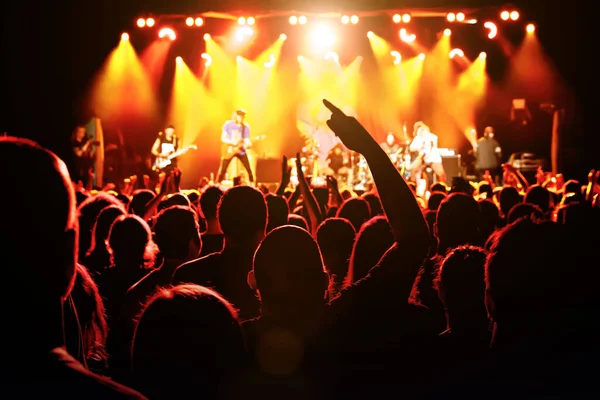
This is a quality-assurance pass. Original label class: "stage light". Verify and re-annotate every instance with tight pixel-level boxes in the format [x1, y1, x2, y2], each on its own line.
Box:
[350, 15, 359, 24]
[298, 16, 307, 24]
[280, 33, 287, 40]
[289, 16, 298, 25]
[236, 56, 242, 62]
[444, 28, 452, 36]
[235, 26, 254, 42]
[310, 24, 335, 49]
[238, 17, 246, 25]
[204, 33, 211, 40]
[500, 11, 509, 20]
[137, 18, 145, 28]
[341, 15, 350, 24]
[247, 17, 255, 25]
[449, 48, 464, 59]
[402, 14, 411, 23]
[479, 52, 487, 59]
[195, 17, 204, 26]
[175, 56, 182, 63]
[121, 32, 129, 41]
[201, 53, 212, 67]
[526, 23, 535, 33]
[466, 19, 478, 24]
[324, 52, 339, 63]
[367, 31, 374, 39]
[185, 17, 194, 26]
[456, 12, 465, 22]
[158, 27, 176, 41]
[510, 11, 519, 21]
[264, 54, 276, 68]
[400, 28, 416, 43]
[392, 14, 401, 23]
[390, 50, 401, 65]
[484, 21, 498, 39]
[297, 55, 304, 62]
[146, 18, 155, 27]
[418, 53, 426, 60]
[447, 13, 456, 22]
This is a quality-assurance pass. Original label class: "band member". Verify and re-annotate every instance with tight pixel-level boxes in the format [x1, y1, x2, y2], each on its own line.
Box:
[217, 109, 254, 183]
[151, 125, 179, 171]
[380, 132, 403, 165]
[474, 126, 502, 184]
[71, 125, 97, 183]
[408, 121, 446, 183]
[323, 144, 351, 180]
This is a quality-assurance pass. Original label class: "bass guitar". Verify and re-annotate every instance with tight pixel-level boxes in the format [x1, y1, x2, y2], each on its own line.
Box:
[153, 144, 197, 170]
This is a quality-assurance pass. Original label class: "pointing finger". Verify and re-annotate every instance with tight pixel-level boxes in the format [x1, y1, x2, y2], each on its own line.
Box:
[323, 99, 344, 116]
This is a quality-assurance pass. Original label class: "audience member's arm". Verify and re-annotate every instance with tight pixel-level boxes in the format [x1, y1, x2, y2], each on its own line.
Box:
[326, 176, 343, 208]
[143, 173, 170, 220]
[295, 154, 323, 233]
[504, 163, 529, 190]
[276, 156, 292, 196]
[324, 100, 429, 254]
[287, 184, 301, 211]
[585, 169, 600, 204]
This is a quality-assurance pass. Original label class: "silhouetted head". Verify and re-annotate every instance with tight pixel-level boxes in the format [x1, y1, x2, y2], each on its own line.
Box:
[430, 182, 448, 194]
[87, 205, 125, 258]
[437, 245, 488, 325]
[525, 185, 552, 215]
[386, 132, 395, 146]
[218, 186, 267, 245]
[200, 185, 224, 222]
[499, 186, 522, 218]
[348, 216, 394, 282]
[132, 284, 247, 399]
[108, 215, 157, 269]
[316, 218, 356, 294]
[336, 197, 371, 232]
[265, 193, 289, 232]
[129, 189, 155, 217]
[287, 213, 309, 231]
[77, 192, 124, 262]
[154, 206, 201, 262]
[0, 137, 78, 329]
[428, 191, 447, 211]
[361, 192, 383, 217]
[251, 226, 329, 313]
[507, 203, 544, 224]
[72, 125, 86, 142]
[436, 193, 481, 253]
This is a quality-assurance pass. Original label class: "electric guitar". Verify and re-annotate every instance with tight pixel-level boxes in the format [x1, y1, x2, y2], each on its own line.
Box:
[222, 139, 251, 157]
[153, 144, 197, 170]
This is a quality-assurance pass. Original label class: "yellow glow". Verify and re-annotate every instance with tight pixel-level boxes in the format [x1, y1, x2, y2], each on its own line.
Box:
[418, 53, 426, 60]
[238, 17, 246, 25]
[175, 56, 182, 63]
[367, 31, 391, 60]
[350, 15, 359, 24]
[89, 37, 157, 125]
[500, 11, 509, 20]
[392, 14, 401, 23]
[195, 17, 203, 26]
[447, 13, 456, 22]
[402, 14, 411, 23]
[309, 24, 335, 51]
[185, 17, 194, 26]
[444, 28, 452, 36]
[298, 16, 307, 25]
[289, 16, 298, 25]
[526, 24, 535, 33]
[341, 15, 350, 24]
[146, 18, 155, 27]
[158, 27, 176, 41]
[201, 53, 212, 67]
[235, 26, 254, 42]
[137, 18, 145, 28]
[247, 17, 255, 25]
[280, 33, 287, 40]
[510, 11, 520, 21]
[456, 12, 465, 22]
[121, 32, 129, 41]
[390, 50, 401, 65]
[203, 33, 210, 40]
[449, 48, 464, 59]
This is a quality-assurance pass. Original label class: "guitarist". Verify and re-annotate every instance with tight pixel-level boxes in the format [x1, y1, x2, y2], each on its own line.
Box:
[151, 125, 179, 172]
[71, 125, 99, 184]
[408, 121, 446, 184]
[217, 109, 254, 183]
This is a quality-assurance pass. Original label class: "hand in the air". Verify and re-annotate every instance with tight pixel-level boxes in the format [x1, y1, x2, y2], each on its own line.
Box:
[326, 175, 338, 191]
[323, 99, 373, 154]
[281, 155, 292, 185]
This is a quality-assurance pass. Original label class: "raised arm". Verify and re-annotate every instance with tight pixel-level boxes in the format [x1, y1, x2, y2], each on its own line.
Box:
[295, 153, 323, 234]
[324, 100, 429, 255]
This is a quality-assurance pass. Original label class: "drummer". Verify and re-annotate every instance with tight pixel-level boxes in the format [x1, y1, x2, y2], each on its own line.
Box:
[322, 144, 351, 180]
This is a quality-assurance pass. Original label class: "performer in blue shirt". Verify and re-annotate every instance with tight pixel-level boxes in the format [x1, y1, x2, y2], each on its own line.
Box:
[217, 109, 254, 183]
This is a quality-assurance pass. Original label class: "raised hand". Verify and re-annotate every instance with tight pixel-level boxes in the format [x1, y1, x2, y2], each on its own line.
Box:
[323, 99, 374, 154]
[281, 155, 292, 186]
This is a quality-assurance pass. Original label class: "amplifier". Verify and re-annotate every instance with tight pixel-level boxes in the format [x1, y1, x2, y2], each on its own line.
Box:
[256, 158, 281, 183]
[442, 155, 462, 180]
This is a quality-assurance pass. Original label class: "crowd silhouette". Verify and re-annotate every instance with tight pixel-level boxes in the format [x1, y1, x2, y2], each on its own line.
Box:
[1, 99, 598, 399]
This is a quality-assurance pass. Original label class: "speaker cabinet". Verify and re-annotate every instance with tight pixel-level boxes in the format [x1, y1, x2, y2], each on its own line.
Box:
[256, 158, 281, 183]
[442, 155, 462, 180]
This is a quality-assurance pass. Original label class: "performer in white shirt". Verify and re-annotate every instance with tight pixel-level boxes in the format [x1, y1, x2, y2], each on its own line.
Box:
[408, 121, 446, 183]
